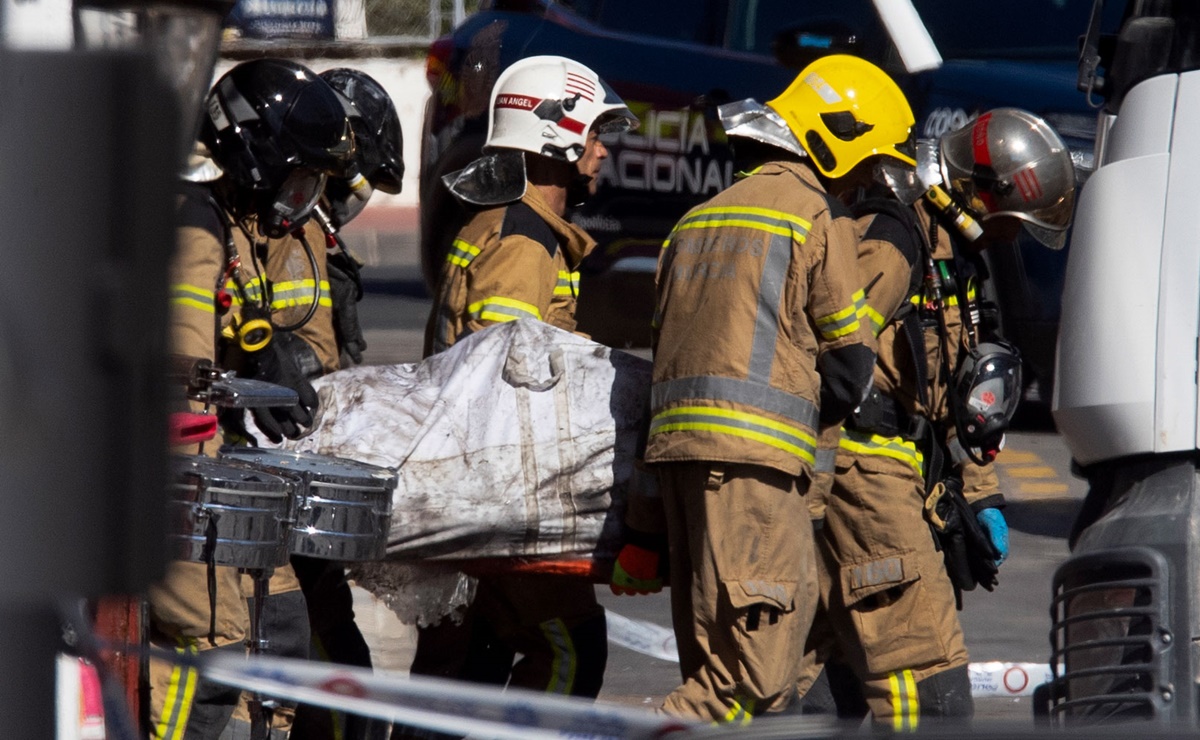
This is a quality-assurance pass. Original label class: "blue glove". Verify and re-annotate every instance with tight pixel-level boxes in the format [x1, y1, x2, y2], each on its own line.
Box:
[976, 508, 1009, 566]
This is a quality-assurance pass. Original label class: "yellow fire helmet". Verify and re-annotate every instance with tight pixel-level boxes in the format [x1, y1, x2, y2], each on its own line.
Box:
[767, 54, 916, 180]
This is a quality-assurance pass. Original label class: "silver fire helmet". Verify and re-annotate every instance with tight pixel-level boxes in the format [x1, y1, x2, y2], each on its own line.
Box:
[937, 108, 1077, 249]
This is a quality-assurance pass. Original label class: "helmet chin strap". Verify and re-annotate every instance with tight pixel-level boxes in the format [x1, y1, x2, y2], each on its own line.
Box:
[566, 173, 593, 208]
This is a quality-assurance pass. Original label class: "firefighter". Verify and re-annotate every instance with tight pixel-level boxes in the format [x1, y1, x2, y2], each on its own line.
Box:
[401, 55, 637, 727]
[795, 108, 1077, 728]
[287, 66, 404, 740]
[634, 55, 903, 724]
[150, 58, 356, 739]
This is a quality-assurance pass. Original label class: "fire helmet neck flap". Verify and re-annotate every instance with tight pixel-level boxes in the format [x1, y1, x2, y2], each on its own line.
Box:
[201, 58, 360, 238]
[763, 54, 916, 180]
[717, 98, 807, 159]
[931, 108, 1077, 249]
[444, 55, 639, 206]
[319, 67, 405, 228]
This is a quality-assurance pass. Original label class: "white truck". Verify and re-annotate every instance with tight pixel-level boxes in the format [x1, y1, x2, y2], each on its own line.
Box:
[1049, 0, 1200, 725]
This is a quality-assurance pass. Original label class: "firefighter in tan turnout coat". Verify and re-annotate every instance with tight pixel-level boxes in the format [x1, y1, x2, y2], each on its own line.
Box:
[640, 56, 924, 724]
[406, 55, 639, 716]
[797, 108, 1077, 729]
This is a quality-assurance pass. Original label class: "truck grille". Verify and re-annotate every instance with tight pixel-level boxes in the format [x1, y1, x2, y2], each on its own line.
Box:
[1049, 547, 1173, 724]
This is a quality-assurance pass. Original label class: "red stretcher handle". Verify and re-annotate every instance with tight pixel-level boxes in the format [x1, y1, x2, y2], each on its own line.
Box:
[459, 558, 611, 581]
[169, 412, 218, 445]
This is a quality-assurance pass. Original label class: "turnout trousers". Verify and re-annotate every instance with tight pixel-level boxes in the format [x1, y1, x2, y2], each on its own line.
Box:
[801, 449, 971, 729]
[657, 461, 817, 724]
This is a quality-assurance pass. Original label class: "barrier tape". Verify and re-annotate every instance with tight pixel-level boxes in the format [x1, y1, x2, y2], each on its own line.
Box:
[70, 610, 1052, 739]
[194, 650, 694, 740]
[604, 612, 1057, 699]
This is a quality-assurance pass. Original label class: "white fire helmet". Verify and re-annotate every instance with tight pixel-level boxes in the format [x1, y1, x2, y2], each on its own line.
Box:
[484, 55, 639, 162]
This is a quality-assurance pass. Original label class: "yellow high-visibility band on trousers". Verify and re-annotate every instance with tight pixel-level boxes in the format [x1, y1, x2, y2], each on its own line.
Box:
[539, 618, 577, 695]
[888, 669, 919, 732]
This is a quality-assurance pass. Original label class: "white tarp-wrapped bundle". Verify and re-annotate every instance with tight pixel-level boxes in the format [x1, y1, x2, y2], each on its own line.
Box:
[285, 319, 652, 564]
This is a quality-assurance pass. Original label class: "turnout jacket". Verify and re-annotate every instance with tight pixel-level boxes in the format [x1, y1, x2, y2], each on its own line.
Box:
[842, 198, 1001, 506]
[262, 219, 339, 373]
[646, 161, 875, 477]
[424, 186, 595, 357]
[153, 183, 255, 646]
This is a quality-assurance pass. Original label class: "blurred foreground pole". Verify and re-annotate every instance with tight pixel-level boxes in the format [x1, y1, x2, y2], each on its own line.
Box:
[0, 47, 178, 735]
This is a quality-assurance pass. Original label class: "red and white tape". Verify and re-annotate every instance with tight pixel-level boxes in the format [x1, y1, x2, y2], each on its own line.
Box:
[606, 612, 1057, 698]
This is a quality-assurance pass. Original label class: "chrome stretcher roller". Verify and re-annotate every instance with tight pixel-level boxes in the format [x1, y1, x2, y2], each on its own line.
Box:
[219, 447, 396, 562]
[166, 455, 295, 570]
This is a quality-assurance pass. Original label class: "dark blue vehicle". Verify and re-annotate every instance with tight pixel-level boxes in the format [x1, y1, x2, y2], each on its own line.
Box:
[421, 0, 1121, 388]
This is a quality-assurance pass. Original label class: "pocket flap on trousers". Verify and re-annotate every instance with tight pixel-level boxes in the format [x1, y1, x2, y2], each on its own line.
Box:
[723, 578, 796, 613]
[839, 554, 919, 606]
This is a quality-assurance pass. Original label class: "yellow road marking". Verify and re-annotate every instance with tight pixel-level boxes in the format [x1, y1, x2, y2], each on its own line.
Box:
[1004, 466, 1057, 479]
[996, 450, 1041, 465]
[1018, 482, 1070, 495]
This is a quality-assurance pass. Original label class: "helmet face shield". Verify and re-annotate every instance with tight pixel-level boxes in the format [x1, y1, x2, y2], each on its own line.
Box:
[442, 149, 528, 206]
[323, 174, 375, 229]
[321, 68, 405, 194]
[874, 158, 924, 204]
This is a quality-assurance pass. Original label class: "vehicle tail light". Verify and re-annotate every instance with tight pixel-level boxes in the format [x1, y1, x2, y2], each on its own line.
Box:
[426, 35, 454, 92]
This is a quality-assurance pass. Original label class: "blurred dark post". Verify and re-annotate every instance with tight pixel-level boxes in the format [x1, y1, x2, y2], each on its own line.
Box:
[0, 0, 229, 733]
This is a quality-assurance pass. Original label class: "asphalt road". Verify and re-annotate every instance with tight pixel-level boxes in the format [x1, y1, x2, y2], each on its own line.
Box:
[341, 224, 1089, 728]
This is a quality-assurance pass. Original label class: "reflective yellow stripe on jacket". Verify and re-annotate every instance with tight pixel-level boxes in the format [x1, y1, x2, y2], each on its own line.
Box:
[554, 270, 581, 297]
[651, 406, 817, 464]
[171, 284, 215, 314]
[720, 697, 756, 726]
[539, 618, 577, 695]
[670, 204, 812, 241]
[225, 275, 265, 304]
[839, 428, 924, 476]
[468, 296, 542, 323]
[446, 238, 481, 268]
[816, 288, 865, 340]
[268, 278, 332, 310]
[650, 375, 820, 464]
[859, 297, 887, 336]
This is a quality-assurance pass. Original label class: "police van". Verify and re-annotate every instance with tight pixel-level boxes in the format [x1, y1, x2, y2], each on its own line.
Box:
[421, 0, 1121, 390]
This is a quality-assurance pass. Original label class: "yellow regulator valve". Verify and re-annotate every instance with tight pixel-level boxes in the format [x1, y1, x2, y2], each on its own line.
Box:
[926, 185, 983, 241]
[236, 315, 273, 353]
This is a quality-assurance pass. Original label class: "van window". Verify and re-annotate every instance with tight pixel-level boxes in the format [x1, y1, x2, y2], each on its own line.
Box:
[723, 0, 879, 55]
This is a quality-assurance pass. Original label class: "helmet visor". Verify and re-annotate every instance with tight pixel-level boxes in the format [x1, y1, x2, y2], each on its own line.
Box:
[323, 174, 375, 229]
[874, 159, 924, 205]
[594, 79, 640, 135]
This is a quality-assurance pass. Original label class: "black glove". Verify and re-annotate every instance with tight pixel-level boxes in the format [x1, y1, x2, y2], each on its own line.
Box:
[327, 250, 367, 365]
[931, 477, 1001, 595]
[247, 331, 321, 443]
